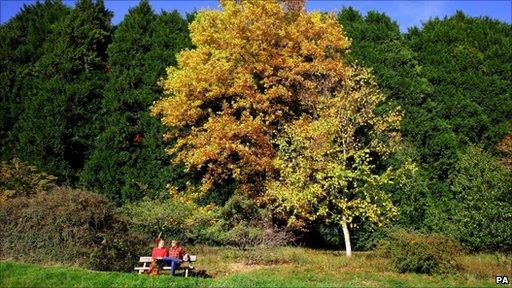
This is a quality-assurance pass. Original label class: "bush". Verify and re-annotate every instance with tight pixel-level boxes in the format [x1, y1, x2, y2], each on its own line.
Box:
[88, 215, 146, 272]
[377, 229, 463, 274]
[0, 187, 143, 271]
[118, 195, 294, 249]
[117, 199, 196, 244]
[219, 221, 294, 249]
[445, 146, 512, 252]
[189, 195, 294, 248]
[0, 158, 57, 203]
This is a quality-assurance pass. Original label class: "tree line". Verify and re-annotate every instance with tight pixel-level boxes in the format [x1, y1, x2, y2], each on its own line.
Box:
[1, 0, 510, 252]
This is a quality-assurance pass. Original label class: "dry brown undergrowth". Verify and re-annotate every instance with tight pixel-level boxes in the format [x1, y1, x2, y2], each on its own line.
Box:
[460, 253, 512, 280]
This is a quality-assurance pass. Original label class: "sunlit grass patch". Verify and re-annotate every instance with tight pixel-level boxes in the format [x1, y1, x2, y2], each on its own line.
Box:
[2, 247, 509, 287]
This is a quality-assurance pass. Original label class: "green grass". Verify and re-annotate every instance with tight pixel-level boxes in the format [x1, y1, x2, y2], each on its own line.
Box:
[1, 247, 510, 287]
[0, 261, 209, 288]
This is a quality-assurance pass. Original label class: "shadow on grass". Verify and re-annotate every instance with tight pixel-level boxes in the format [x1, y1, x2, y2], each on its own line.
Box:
[190, 269, 211, 278]
[159, 269, 211, 278]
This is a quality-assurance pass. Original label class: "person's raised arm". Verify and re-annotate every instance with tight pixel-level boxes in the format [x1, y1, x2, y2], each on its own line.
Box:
[181, 246, 187, 260]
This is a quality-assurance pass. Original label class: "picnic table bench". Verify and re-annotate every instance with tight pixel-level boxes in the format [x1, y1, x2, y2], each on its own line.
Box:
[134, 255, 197, 277]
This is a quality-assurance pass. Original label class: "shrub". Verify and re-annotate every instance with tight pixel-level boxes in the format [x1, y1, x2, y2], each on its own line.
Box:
[445, 146, 512, 252]
[117, 199, 196, 244]
[221, 221, 294, 249]
[88, 214, 146, 272]
[0, 187, 143, 271]
[377, 229, 463, 274]
[0, 158, 57, 203]
[118, 195, 294, 249]
[189, 195, 294, 248]
[0, 187, 111, 266]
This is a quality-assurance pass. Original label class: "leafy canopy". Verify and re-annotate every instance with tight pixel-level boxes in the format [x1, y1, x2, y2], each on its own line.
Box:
[79, 0, 191, 204]
[266, 67, 411, 230]
[11, 0, 113, 182]
[152, 0, 352, 199]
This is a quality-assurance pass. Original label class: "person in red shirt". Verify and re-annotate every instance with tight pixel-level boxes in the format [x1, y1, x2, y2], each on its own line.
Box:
[163, 239, 187, 276]
[152, 238, 168, 259]
[147, 238, 168, 274]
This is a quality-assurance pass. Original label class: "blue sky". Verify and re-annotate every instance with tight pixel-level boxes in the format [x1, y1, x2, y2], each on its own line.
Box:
[1, 0, 511, 32]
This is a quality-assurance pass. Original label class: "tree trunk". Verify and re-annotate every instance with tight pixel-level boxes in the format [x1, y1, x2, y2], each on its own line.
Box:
[341, 220, 352, 257]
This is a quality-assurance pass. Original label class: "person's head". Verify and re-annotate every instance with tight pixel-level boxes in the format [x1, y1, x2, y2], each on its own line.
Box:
[155, 238, 165, 248]
[171, 240, 178, 248]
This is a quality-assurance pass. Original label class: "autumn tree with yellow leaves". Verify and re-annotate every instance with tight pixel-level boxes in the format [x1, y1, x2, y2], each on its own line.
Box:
[152, 0, 411, 256]
[151, 0, 352, 197]
[266, 67, 414, 257]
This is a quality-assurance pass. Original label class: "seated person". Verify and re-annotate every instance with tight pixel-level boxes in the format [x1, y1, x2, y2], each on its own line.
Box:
[147, 238, 168, 275]
[162, 239, 187, 276]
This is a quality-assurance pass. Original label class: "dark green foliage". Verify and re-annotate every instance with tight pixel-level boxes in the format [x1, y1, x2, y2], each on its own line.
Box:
[193, 194, 266, 247]
[337, 8, 512, 251]
[118, 195, 293, 249]
[80, 1, 192, 204]
[339, 10, 511, 168]
[444, 146, 512, 251]
[0, 1, 70, 160]
[401, 15, 512, 250]
[313, 219, 387, 251]
[338, 8, 430, 109]
[377, 229, 463, 274]
[404, 12, 511, 178]
[213, 195, 271, 248]
[219, 194, 262, 225]
[387, 145, 433, 230]
[11, 0, 113, 183]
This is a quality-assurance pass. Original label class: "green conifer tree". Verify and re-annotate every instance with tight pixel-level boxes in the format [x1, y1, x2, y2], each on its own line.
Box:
[12, 0, 113, 183]
[0, 0, 70, 159]
[338, 9, 512, 251]
[80, 1, 191, 204]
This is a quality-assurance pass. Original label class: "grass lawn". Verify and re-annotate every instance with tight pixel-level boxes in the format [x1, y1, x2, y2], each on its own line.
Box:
[1, 246, 510, 287]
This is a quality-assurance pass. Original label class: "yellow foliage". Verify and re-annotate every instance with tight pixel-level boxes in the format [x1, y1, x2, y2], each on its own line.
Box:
[265, 66, 414, 230]
[152, 0, 354, 199]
